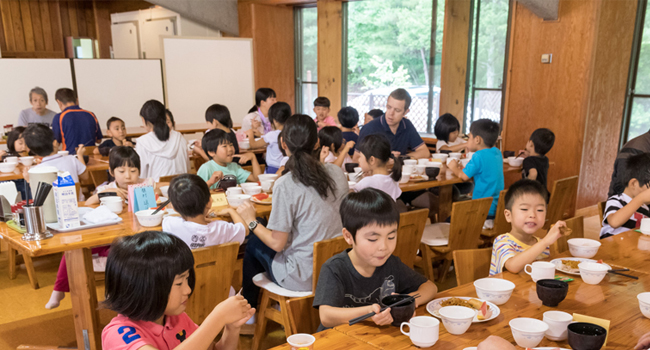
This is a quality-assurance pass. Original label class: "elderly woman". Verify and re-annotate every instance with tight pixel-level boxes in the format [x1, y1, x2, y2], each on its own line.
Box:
[17, 87, 57, 127]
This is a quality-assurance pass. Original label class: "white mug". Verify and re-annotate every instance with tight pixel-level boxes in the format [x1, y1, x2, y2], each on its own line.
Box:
[403, 165, 415, 174]
[525, 261, 556, 282]
[543, 311, 573, 341]
[100, 197, 124, 214]
[226, 187, 243, 196]
[19, 156, 34, 166]
[400, 316, 439, 348]
[640, 218, 650, 234]
[4, 157, 18, 164]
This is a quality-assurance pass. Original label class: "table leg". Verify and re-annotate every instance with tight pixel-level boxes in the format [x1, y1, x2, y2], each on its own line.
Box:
[23, 254, 40, 289]
[66, 248, 101, 350]
[8, 246, 17, 279]
[438, 184, 453, 222]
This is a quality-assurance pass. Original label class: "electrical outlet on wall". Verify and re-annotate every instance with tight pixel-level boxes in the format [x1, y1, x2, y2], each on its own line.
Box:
[541, 54, 552, 64]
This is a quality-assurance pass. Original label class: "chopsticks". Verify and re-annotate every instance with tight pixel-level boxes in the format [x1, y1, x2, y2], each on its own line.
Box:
[348, 294, 420, 326]
[33, 181, 52, 207]
[608, 270, 638, 280]
[151, 199, 171, 215]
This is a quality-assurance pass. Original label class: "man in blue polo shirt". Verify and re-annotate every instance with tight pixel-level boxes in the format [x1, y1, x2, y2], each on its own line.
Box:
[51, 88, 103, 155]
[355, 88, 430, 160]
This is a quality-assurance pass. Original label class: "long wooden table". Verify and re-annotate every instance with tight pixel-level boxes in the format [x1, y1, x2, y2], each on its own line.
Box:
[271, 230, 650, 349]
[118, 123, 242, 138]
[0, 155, 110, 182]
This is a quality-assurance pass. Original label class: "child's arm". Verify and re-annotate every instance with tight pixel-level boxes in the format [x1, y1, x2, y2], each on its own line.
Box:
[93, 147, 100, 155]
[411, 280, 437, 307]
[237, 202, 288, 252]
[218, 204, 255, 236]
[192, 143, 210, 161]
[206, 171, 224, 189]
[438, 142, 467, 152]
[447, 159, 470, 181]
[332, 141, 355, 167]
[276, 166, 284, 175]
[213, 310, 256, 350]
[76, 144, 90, 182]
[319, 304, 394, 328]
[606, 188, 650, 228]
[247, 129, 268, 149]
[238, 153, 261, 182]
[526, 168, 538, 180]
[407, 144, 430, 160]
[504, 221, 565, 273]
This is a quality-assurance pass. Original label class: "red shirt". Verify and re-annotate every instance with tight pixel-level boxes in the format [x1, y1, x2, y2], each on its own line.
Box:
[102, 313, 197, 350]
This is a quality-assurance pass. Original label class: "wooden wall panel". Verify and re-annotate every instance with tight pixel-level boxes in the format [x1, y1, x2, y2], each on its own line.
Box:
[39, 0, 53, 51]
[238, 2, 253, 38]
[28, 0, 44, 51]
[317, 0, 342, 115]
[48, 0, 64, 53]
[18, 0, 34, 51]
[8, 0, 26, 51]
[92, 0, 111, 58]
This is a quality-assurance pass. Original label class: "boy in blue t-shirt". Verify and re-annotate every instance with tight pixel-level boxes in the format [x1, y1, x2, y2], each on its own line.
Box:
[448, 119, 504, 229]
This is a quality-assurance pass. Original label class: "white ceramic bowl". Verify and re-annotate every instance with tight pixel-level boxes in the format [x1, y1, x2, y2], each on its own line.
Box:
[227, 194, 251, 207]
[415, 164, 427, 175]
[426, 161, 442, 168]
[638, 292, 650, 319]
[461, 158, 470, 167]
[261, 180, 275, 192]
[431, 153, 448, 161]
[0, 162, 17, 173]
[242, 185, 262, 195]
[240, 182, 258, 190]
[417, 158, 430, 165]
[438, 306, 476, 335]
[258, 174, 279, 182]
[578, 262, 608, 285]
[568, 238, 601, 258]
[473, 278, 516, 305]
[449, 152, 462, 160]
[508, 156, 524, 167]
[135, 209, 165, 227]
[466, 152, 474, 160]
[159, 185, 170, 198]
[509, 317, 548, 348]
[19, 156, 34, 166]
[446, 158, 458, 165]
[404, 159, 417, 166]
[58, 150, 69, 156]
[3, 156, 18, 164]
[400, 172, 412, 184]
[354, 167, 363, 174]
[239, 140, 250, 150]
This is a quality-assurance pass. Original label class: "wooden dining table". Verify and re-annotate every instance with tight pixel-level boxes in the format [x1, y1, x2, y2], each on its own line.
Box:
[271, 230, 650, 349]
[117, 123, 242, 138]
[0, 155, 110, 182]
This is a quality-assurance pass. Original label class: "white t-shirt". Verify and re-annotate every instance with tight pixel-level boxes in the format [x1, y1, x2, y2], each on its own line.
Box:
[95, 178, 155, 194]
[280, 156, 289, 167]
[261, 130, 283, 167]
[436, 138, 466, 150]
[241, 111, 266, 136]
[323, 151, 353, 171]
[35, 154, 86, 183]
[162, 216, 246, 249]
[352, 174, 402, 201]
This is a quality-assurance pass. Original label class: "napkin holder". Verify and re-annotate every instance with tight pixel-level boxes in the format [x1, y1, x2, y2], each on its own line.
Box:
[0, 193, 21, 222]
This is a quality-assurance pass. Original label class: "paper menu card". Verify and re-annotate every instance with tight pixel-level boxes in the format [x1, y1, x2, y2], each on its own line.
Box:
[211, 193, 228, 208]
[573, 313, 610, 346]
[128, 184, 156, 213]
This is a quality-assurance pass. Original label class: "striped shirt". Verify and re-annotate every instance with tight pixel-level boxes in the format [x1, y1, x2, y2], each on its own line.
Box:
[600, 193, 650, 239]
[489, 233, 550, 275]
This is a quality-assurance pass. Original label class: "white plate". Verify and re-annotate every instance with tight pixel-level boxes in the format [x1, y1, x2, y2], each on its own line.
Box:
[46, 207, 123, 232]
[426, 297, 500, 323]
[551, 257, 611, 275]
[251, 194, 272, 205]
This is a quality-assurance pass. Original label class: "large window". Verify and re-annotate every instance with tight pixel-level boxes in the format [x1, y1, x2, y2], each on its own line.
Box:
[343, 0, 444, 133]
[623, 0, 650, 143]
[295, 7, 318, 117]
[464, 0, 511, 133]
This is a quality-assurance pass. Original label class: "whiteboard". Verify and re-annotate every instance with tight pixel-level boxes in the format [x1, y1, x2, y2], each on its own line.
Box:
[0, 59, 73, 127]
[74, 59, 164, 129]
[162, 37, 254, 125]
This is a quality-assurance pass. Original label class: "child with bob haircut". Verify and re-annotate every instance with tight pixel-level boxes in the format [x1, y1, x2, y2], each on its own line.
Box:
[95, 117, 134, 156]
[2, 127, 29, 159]
[319, 126, 354, 169]
[313, 96, 337, 130]
[521, 128, 555, 192]
[363, 109, 383, 125]
[489, 179, 565, 275]
[101, 230, 255, 350]
[247, 101, 292, 174]
[163, 174, 253, 249]
[434, 113, 466, 152]
[197, 129, 261, 189]
[600, 153, 650, 239]
[313, 188, 437, 330]
[352, 134, 403, 201]
[338, 106, 360, 156]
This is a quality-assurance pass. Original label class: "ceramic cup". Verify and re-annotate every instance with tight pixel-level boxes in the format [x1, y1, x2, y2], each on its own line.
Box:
[19, 156, 34, 166]
[400, 316, 439, 348]
[640, 218, 650, 235]
[100, 197, 124, 214]
[4, 156, 18, 164]
[543, 310, 573, 341]
[226, 187, 243, 196]
[261, 180, 275, 193]
[286, 333, 315, 350]
[403, 165, 415, 174]
[524, 261, 556, 282]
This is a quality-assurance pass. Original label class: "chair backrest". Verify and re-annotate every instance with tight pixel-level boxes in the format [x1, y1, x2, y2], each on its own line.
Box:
[448, 197, 492, 251]
[598, 201, 606, 227]
[186, 242, 239, 324]
[393, 209, 429, 268]
[159, 174, 180, 183]
[452, 248, 492, 286]
[493, 190, 511, 235]
[286, 295, 319, 335]
[544, 176, 579, 229]
[552, 216, 585, 255]
[312, 236, 350, 291]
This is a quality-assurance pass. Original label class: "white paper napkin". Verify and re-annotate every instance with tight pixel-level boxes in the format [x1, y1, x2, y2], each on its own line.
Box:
[82, 206, 120, 224]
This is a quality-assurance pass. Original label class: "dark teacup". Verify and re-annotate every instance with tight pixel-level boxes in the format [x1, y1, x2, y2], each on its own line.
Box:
[425, 167, 440, 178]
[219, 175, 238, 191]
[380, 294, 415, 327]
[345, 163, 359, 174]
[536, 279, 568, 307]
[503, 150, 515, 158]
[567, 322, 607, 350]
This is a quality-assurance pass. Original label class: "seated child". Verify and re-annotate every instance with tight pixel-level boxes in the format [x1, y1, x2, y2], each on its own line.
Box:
[434, 113, 466, 153]
[94, 117, 134, 156]
[2, 127, 31, 200]
[101, 231, 255, 350]
[313, 188, 437, 329]
[319, 126, 354, 170]
[600, 153, 650, 239]
[338, 106, 360, 156]
[193, 104, 241, 161]
[197, 129, 261, 189]
[489, 179, 565, 275]
[352, 134, 403, 201]
[447, 119, 504, 229]
[166, 108, 176, 130]
[521, 128, 555, 192]
[363, 109, 383, 125]
[163, 174, 253, 248]
[248, 102, 291, 174]
[313, 97, 337, 130]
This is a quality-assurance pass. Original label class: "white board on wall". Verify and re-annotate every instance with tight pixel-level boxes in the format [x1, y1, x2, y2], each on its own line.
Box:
[162, 37, 254, 125]
[0, 59, 73, 127]
[74, 59, 164, 129]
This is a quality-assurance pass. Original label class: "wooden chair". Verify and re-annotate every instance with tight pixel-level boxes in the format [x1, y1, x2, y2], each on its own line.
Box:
[480, 190, 510, 240]
[419, 197, 492, 283]
[393, 209, 428, 268]
[159, 174, 180, 183]
[452, 248, 492, 286]
[186, 242, 239, 324]
[598, 201, 606, 227]
[552, 216, 585, 255]
[544, 176, 579, 230]
[286, 295, 319, 335]
[252, 236, 350, 350]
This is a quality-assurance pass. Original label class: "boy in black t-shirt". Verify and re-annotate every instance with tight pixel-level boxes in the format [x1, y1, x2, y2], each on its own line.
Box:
[522, 128, 555, 192]
[313, 188, 437, 330]
[94, 117, 134, 156]
[338, 106, 360, 156]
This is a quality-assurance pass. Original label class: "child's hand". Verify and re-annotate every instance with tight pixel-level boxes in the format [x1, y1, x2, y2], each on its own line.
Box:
[369, 304, 393, 326]
[208, 171, 223, 187]
[77, 144, 86, 157]
[391, 151, 402, 159]
[236, 201, 257, 223]
[251, 118, 262, 130]
[22, 166, 30, 182]
[123, 140, 134, 148]
[214, 295, 253, 325]
[237, 153, 255, 164]
[227, 307, 256, 330]
[344, 140, 355, 151]
[320, 146, 330, 163]
[353, 125, 360, 135]
[544, 220, 566, 245]
[246, 129, 255, 140]
[447, 159, 459, 171]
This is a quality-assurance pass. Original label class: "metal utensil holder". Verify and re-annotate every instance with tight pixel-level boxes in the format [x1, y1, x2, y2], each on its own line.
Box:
[22, 205, 53, 241]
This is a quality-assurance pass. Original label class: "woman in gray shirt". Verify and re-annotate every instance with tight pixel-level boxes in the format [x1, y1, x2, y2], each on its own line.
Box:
[17, 87, 57, 127]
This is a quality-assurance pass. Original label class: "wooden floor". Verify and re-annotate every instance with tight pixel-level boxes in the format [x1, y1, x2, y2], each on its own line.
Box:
[0, 215, 602, 350]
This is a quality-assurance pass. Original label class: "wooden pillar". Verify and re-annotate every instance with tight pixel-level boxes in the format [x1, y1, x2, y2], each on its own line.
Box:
[92, 0, 111, 58]
[317, 0, 342, 116]
[439, 0, 471, 128]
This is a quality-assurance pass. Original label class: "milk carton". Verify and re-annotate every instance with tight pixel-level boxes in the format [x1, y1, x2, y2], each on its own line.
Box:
[52, 171, 80, 229]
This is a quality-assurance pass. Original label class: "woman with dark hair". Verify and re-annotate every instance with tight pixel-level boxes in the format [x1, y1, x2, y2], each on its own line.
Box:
[241, 88, 277, 137]
[135, 100, 189, 180]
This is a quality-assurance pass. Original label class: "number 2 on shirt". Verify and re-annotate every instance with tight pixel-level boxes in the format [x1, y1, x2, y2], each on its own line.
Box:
[118, 326, 141, 344]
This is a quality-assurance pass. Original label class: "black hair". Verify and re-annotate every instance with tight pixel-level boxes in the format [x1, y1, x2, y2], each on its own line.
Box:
[357, 134, 403, 182]
[338, 107, 359, 128]
[6, 126, 26, 156]
[255, 88, 276, 107]
[106, 116, 124, 130]
[205, 104, 233, 129]
[140, 100, 170, 142]
[103, 231, 195, 322]
[314, 96, 331, 108]
[108, 146, 141, 173]
[340, 188, 400, 241]
[202, 128, 233, 155]
[169, 174, 211, 218]
[278, 129, 287, 157]
[504, 179, 549, 210]
[389, 88, 412, 111]
[54, 88, 76, 104]
[283, 114, 336, 198]
[622, 153, 650, 190]
[367, 109, 383, 119]
[23, 124, 54, 156]
[166, 109, 176, 128]
[318, 126, 344, 154]
[434, 113, 460, 143]
[529, 128, 555, 156]
[268, 102, 292, 127]
[469, 119, 500, 148]
[29, 87, 48, 103]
